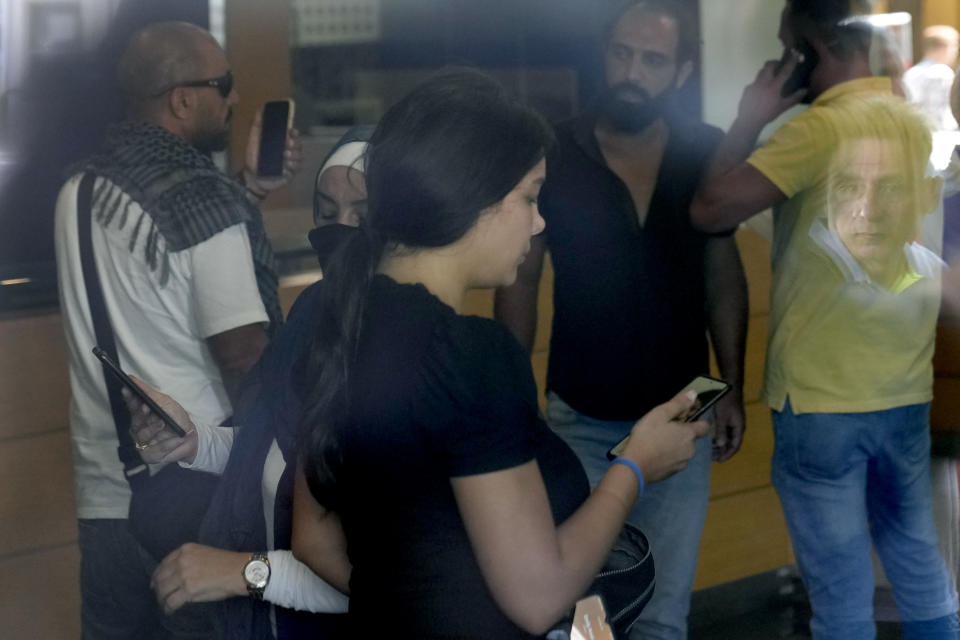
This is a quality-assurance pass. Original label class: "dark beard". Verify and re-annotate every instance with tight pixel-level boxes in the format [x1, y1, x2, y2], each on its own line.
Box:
[192, 109, 232, 153]
[600, 83, 673, 133]
[192, 126, 230, 153]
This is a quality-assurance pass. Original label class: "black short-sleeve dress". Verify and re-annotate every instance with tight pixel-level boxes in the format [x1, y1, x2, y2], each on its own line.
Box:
[326, 275, 591, 638]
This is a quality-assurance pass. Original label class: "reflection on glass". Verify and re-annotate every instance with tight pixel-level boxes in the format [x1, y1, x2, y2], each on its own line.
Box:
[811, 136, 942, 292]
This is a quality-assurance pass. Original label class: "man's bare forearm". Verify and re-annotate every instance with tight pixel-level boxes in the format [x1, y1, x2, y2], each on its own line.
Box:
[692, 119, 768, 232]
[692, 57, 803, 232]
[703, 117, 766, 187]
[207, 323, 269, 406]
[704, 237, 748, 392]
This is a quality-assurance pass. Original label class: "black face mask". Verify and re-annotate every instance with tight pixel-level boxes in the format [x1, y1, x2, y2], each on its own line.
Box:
[308, 223, 357, 268]
[599, 82, 674, 133]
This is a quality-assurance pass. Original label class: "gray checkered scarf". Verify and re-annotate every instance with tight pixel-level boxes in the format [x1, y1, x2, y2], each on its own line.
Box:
[81, 120, 282, 332]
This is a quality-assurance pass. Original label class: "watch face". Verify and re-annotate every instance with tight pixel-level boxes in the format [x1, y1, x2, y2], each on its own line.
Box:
[244, 559, 270, 588]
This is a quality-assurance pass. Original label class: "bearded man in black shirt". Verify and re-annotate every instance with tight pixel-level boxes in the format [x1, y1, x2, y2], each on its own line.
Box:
[495, 2, 748, 637]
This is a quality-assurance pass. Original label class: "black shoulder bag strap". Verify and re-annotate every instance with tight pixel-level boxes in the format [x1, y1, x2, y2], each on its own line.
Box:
[76, 173, 148, 480]
[76, 174, 220, 564]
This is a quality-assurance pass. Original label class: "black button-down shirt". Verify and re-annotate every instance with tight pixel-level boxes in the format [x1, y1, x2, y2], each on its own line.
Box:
[541, 112, 724, 420]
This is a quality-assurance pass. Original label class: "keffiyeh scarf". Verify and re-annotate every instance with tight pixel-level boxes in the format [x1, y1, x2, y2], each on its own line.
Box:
[80, 120, 282, 331]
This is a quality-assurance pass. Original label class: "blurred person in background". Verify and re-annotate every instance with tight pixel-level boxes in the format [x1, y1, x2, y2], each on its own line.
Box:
[903, 25, 960, 133]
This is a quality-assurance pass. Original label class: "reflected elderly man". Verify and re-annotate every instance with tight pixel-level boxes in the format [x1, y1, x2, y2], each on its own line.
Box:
[818, 131, 941, 290]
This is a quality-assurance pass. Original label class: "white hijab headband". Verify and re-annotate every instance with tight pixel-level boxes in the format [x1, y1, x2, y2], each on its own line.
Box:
[318, 141, 368, 179]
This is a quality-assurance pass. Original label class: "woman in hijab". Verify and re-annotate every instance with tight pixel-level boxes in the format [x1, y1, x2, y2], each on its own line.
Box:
[126, 130, 371, 639]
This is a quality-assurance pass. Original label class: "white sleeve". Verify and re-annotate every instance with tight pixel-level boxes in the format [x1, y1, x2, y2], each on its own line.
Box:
[178, 421, 235, 475]
[263, 550, 349, 614]
[189, 224, 269, 338]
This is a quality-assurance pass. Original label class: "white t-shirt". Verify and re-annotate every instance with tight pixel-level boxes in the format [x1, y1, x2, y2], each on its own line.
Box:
[55, 174, 269, 519]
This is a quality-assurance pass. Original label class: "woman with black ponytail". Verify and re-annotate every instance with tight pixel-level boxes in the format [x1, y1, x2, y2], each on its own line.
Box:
[291, 69, 709, 638]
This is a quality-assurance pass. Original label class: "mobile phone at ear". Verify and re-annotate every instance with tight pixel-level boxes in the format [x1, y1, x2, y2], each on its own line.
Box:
[779, 39, 819, 97]
[92, 346, 187, 437]
[606, 375, 731, 460]
[257, 99, 295, 178]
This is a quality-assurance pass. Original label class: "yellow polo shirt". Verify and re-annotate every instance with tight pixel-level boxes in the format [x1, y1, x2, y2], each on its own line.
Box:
[746, 77, 941, 414]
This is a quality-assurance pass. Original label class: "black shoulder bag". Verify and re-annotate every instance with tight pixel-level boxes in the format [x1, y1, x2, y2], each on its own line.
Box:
[77, 172, 220, 561]
[548, 522, 656, 639]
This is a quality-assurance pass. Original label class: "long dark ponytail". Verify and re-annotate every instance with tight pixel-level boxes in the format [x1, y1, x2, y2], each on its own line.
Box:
[299, 68, 554, 509]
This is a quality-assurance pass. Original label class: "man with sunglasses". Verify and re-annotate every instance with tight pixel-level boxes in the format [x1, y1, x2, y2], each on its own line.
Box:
[53, 21, 300, 639]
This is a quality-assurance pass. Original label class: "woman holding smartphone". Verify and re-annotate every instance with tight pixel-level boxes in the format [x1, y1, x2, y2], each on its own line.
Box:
[291, 69, 708, 638]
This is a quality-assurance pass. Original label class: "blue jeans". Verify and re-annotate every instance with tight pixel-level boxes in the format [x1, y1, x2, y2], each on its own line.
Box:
[771, 400, 959, 640]
[78, 519, 212, 640]
[547, 393, 712, 640]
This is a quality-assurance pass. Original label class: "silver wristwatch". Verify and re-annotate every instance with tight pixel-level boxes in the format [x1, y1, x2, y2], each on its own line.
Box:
[242, 552, 271, 600]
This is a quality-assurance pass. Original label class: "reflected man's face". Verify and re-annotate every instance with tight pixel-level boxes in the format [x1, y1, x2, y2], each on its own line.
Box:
[827, 138, 917, 278]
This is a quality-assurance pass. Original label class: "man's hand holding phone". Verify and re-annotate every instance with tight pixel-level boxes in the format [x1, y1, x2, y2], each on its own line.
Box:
[241, 100, 302, 198]
[736, 50, 808, 130]
[122, 378, 198, 466]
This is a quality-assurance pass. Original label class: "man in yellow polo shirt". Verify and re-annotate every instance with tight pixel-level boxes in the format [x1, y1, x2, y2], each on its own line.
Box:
[692, 1, 958, 638]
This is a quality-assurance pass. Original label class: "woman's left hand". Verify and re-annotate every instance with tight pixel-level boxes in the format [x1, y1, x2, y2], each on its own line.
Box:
[151, 543, 250, 614]
[122, 376, 197, 465]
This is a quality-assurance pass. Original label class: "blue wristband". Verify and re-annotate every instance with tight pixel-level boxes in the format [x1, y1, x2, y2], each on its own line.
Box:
[611, 457, 645, 496]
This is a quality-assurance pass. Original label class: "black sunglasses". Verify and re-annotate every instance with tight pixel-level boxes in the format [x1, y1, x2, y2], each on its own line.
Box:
[152, 70, 234, 98]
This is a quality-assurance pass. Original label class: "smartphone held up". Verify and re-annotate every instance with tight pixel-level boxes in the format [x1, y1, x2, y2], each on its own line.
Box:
[606, 375, 731, 460]
[257, 99, 295, 178]
[778, 39, 819, 98]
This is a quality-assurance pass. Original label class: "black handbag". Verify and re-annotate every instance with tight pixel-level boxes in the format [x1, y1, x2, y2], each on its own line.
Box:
[549, 522, 655, 640]
[588, 522, 655, 636]
[76, 172, 220, 561]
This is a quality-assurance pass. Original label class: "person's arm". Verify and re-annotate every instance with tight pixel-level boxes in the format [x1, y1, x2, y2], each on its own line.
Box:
[703, 236, 748, 461]
[291, 467, 352, 594]
[149, 544, 349, 615]
[691, 57, 804, 233]
[206, 323, 269, 405]
[177, 423, 234, 474]
[451, 391, 708, 635]
[150, 543, 247, 614]
[190, 225, 272, 406]
[123, 377, 235, 472]
[263, 549, 349, 613]
[494, 235, 546, 353]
